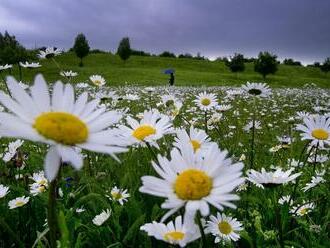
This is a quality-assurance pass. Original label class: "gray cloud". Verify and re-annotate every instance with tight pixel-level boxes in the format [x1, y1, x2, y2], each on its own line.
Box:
[1, 0, 330, 64]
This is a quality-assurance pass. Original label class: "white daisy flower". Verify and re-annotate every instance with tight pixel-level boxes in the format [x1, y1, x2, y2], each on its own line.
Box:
[290, 202, 315, 216]
[19, 61, 41, 68]
[140, 215, 200, 247]
[8, 196, 30, 209]
[205, 213, 243, 242]
[117, 110, 173, 148]
[89, 75, 106, 87]
[243, 120, 261, 132]
[278, 195, 293, 205]
[241, 82, 271, 97]
[0, 75, 127, 181]
[30, 171, 48, 186]
[124, 93, 140, 101]
[60, 70, 78, 78]
[75, 207, 86, 213]
[139, 143, 244, 221]
[108, 186, 130, 205]
[0, 184, 10, 198]
[296, 115, 330, 148]
[92, 209, 111, 226]
[2, 139, 24, 162]
[174, 126, 214, 154]
[30, 183, 47, 196]
[302, 176, 325, 192]
[38, 47, 62, 59]
[247, 168, 301, 188]
[0, 64, 13, 71]
[193, 92, 218, 111]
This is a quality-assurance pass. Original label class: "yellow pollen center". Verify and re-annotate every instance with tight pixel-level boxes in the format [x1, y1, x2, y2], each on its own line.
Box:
[111, 192, 122, 200]
[299, 208, 308, 215]
[190, 139, 201, 152]
[132, 125, 156, 141]
[164, 231, 185, 241]
[34, 112, 88, 145]
[311, 128, 329, 140]
[174, 169, 212, 200]
[15, 201, 25, 207]
[201, 98, 211, 106]
[218, 221, 232, 235]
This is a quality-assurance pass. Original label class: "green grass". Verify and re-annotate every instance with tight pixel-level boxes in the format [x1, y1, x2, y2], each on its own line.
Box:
[1, 52, 329, 87]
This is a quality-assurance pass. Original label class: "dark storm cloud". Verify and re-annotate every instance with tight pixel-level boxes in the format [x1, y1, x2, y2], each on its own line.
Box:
[1, 0, 330, 64]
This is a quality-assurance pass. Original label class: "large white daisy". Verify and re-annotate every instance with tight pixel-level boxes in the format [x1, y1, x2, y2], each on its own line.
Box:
[139, 143, 244, 221]
[205, 212, 243, 243]
[296, 115, 330, 148]
[193, 92, 218, 111]
[116, 110, 173, 148]
[0, 75, 127, 181]
[174, 126, 214, 154]
[140, 215, 200, 247]
[38, 47, 62, 59]
[241, 82, 271, 97]
[246, 168, 301, 188]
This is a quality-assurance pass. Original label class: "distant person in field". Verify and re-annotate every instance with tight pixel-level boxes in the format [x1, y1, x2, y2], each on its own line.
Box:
[169, 72, 175, 86]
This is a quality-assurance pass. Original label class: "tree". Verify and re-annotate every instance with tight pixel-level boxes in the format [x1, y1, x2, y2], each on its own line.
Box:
[0, 31, 31, 65]
[225, 53, 245, 74]
[254, 51, 278, 79]
[73, 33, 90, 67]
[283, 58, 301, 66]
[159, 51, 176, 58]
[320, 57, 330, 74]
[117, 37, 131, 61]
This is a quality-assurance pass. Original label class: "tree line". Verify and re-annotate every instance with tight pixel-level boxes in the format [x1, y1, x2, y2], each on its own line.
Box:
[1, 31, 330, 79]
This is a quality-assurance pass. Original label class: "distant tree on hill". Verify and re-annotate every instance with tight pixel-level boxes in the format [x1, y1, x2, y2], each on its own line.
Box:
[159, 51, 176, 58]
[320, 57, 330, 74]
[254, 51, 278, 79]
[131, 49, 151, 56]
[313, 62, 321, 68]
[283, 58, 302, 66]
[225, 53, 245, 75]
[178, 53, 193, 59]
[0, 31, 32, 65]
[73, 33, 90, 67]
[117, 37, 131, 61]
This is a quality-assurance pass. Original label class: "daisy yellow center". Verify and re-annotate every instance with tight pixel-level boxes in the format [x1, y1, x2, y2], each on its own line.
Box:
[164, 231, 185, 241]
[311, 128, 329, 140]
[15, 201, 25, 207]
[218, 221, 232, 235]
[201, 98, 211, 106]
[111, 192, 122, 200]
[93, 80, 101, 85]
[299, 208, 308, 215]
[132, 125, 156, 141]
[34, 112, 88, 145]
[39, 179, 47, 185]
[174, 169, 212, 200]
[190, 139, 201, 152]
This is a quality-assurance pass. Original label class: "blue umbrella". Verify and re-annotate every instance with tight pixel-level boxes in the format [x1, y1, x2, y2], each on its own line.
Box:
[163, 68, 175, 74]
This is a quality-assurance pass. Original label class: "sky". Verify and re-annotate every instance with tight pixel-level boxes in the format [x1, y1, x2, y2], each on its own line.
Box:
[1, 0, 330, 65]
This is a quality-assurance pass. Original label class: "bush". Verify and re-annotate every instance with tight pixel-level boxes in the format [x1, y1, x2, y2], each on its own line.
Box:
[159, 51, 176, 58]
[320, 57, 330, 74]
[225, 53, 245, 73]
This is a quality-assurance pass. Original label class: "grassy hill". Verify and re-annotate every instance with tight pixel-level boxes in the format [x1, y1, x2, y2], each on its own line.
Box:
[2, 52, 330, 87]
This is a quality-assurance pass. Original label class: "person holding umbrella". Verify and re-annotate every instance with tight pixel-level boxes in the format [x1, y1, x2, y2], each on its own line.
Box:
[163, 68, 175, 86]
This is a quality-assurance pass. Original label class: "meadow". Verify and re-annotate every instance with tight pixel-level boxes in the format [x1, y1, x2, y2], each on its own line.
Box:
[1, 52, 329, 88]
[0, 51, 329, 248]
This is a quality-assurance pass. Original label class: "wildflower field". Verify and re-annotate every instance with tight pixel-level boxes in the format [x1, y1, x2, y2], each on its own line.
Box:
[0, 51, 329, 248]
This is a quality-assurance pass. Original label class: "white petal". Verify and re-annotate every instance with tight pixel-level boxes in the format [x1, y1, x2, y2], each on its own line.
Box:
[45, 146, 61, 181]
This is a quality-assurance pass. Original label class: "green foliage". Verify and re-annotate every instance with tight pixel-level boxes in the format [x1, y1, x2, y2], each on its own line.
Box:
[320, 57, 330, 74]
[73, 33, 90, 67]
[225, 53, 246, 73]
[116, 37, 131, 61]
[0, 31, 34, 65]
[283, 58, 302, 66]
[254, 51, 278, 79]
[159, 51, 176, 58]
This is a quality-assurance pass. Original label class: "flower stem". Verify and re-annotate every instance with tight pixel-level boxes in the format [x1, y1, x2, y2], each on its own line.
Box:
[48, 175, 59, 247]
[204, 111, 208, 134]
